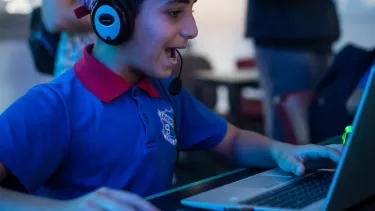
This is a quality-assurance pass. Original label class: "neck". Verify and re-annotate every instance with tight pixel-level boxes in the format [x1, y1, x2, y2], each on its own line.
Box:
[92, 40, 143, 85]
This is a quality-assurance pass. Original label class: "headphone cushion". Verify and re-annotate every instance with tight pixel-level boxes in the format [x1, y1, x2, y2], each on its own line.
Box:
[91, 0, 134, 45]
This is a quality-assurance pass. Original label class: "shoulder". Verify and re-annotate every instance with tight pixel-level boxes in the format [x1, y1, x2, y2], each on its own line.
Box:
[1, 82, 67, 120]
[46, 68, 92, 100]
[4, 69, 84, 117]
[35, 70, 77, 103]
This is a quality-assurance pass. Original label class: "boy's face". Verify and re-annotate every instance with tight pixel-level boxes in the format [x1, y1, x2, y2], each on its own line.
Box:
[125, 0, 198, 79]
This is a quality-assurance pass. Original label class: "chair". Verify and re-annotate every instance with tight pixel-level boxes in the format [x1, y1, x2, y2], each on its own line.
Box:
[236, 58, 257, 69]
[236, 58, 264, 132]
[236, 58, 263, 116]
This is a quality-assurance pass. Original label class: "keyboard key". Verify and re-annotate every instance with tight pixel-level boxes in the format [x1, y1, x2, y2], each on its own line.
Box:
[241, 171, 334, 209]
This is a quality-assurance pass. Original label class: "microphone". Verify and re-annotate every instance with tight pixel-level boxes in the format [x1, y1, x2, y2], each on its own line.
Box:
[168, 50, 183, 96]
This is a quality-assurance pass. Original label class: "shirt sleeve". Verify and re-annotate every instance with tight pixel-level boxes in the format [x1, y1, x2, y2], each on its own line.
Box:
[177, 87, 228, 151]
[0, 84, 70, 193]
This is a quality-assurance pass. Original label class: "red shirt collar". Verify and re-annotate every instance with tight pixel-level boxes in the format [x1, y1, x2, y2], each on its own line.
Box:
[74, 44, 160, 103]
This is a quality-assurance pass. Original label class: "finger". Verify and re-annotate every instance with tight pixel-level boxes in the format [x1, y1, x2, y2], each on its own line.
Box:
[320, 146, 341, 162]
[99, 188, 160, 211]
[296, 155, 308, 163]
[326, 144, 344, 153]
[278, 155, 305, 176]
[301, 145, 341, 163]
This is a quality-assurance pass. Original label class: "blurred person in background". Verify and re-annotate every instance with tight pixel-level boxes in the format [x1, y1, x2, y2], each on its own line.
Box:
[245, 0, 340, 142]
[42, 0, 96, 77]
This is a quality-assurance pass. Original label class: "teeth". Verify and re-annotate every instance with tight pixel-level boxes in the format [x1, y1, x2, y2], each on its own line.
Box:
[165, 47, 181, 59]
[168, 47, 185, 50]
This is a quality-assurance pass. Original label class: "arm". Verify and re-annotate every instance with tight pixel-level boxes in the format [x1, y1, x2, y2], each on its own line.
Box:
[41, 0, 92, 33]
[210, 123, 281, 168]
[0, 187, 66, 211]
[0, 163, 63, 210]
[0, 84, 70, 203]
[175, 83, 341, 175]
[175, 84, 283, 159]
[0, 186, 159, 211]
[211, 123, 342, 176]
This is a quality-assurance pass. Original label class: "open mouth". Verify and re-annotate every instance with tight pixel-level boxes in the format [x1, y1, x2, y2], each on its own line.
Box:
[165, 48, 177, 60]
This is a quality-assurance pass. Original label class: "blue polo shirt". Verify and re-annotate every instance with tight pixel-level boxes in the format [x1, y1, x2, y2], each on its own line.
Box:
[0, 44, 227, 199]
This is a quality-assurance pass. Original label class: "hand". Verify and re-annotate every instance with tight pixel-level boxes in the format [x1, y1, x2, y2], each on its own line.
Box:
[65, 187, 160, 211]
[272, 144, 344, 176]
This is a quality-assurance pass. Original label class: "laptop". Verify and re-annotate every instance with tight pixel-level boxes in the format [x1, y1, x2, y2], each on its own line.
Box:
[181, 65, 375, 211]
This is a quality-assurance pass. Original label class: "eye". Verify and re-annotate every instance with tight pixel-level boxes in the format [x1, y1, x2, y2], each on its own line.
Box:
[167, 9, 183, 18]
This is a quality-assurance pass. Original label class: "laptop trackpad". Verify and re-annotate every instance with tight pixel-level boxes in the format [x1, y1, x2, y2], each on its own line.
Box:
[230, 174, 294, 189]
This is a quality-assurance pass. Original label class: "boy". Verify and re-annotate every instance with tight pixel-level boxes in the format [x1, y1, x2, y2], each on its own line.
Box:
[0, 0, 342, 210]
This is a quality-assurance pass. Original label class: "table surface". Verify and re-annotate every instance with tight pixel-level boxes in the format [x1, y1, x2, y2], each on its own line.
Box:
[145, 137, 375, 211]
[194, 69, 259, 84]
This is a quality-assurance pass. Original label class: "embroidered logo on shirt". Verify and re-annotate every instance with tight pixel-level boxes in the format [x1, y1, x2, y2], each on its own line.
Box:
[158, 108, 177, 145]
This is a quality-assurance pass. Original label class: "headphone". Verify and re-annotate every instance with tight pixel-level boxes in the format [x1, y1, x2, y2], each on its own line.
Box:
[90, 0, 134, 46]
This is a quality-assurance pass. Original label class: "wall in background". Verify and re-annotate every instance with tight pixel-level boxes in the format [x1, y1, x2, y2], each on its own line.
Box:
[335, 0, 375, 51]
[190, 0, 254, 73]
[0, 40, 51, 113]
[190, 0, 375, 74]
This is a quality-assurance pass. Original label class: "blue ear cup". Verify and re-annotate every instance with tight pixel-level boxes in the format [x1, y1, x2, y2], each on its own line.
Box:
[90, 0, 134, 45]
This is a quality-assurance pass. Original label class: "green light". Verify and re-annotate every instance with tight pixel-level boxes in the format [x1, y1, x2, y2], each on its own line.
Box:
[341, 125, 353, 144]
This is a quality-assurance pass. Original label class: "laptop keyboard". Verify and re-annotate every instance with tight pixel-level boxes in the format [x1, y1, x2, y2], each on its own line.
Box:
[241, 171, 334, 209]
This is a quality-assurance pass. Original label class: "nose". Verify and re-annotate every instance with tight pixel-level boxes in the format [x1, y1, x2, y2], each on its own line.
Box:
[180, 15, 198, 39]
